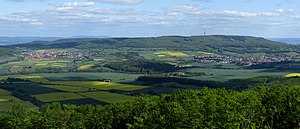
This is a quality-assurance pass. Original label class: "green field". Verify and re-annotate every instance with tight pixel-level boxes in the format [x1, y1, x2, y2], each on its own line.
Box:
[48, 81, 149, 91]
[80, 91, 135, 103]
[0, 95, 37, 112]
[33, 92, 86, 102]
[0, 89, 11, 96]
[186, 68, 289, 82]
[41, 85, 90, 92]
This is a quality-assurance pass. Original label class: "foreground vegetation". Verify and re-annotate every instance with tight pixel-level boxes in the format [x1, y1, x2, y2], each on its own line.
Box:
[0, 85, 300, 129]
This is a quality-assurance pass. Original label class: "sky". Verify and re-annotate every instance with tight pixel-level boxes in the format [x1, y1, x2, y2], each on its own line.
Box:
[0, 0, 300, 38]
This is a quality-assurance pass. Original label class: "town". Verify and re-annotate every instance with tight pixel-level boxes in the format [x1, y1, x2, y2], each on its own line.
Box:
[27, 50, 104, 60]
[194, 54, 300, 65]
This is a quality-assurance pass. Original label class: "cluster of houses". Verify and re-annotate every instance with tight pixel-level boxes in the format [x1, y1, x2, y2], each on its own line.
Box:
[194, 54, 298, 65]
[27, 50, 103, 59]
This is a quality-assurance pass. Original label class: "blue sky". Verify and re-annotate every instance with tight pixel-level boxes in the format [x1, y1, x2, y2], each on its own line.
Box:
[0, 0, 300, 38]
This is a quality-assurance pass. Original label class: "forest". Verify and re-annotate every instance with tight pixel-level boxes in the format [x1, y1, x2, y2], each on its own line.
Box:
[1, 85, 300, 129]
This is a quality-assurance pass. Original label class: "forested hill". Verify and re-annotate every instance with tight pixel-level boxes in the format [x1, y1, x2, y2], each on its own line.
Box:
[0, 47, 15, 57]
[8, 35, 298, 54]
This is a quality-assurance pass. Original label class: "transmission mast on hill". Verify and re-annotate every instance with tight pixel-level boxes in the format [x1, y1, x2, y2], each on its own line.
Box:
[204, 28, 206, 36]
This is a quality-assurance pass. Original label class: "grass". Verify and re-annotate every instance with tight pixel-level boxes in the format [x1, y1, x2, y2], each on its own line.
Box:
[80, 91, 135, 103]
[154, 51, 189, 57]
[33, 92, 86, 102]
[78, 64, 94, 70]
[48, 81, 149, 91]
[285, 73, 300, 78]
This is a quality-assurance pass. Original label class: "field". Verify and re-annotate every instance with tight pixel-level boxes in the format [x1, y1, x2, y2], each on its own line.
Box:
[33, 92, 86, 102]
[0, 92, 37, 112]
[0, 72, 146, 108]
[154, 51, 189, 57]
[80, 91, 135, 103]
[48, 81, 149, 91]
[78, 64, 94, 70]
[186, 68, 288, 82]
[285, 73, 300, 78]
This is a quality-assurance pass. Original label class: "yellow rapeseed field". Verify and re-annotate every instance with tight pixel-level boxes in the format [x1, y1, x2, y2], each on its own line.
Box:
[154, 51, 189, 57]
[285, 73, 300, 78]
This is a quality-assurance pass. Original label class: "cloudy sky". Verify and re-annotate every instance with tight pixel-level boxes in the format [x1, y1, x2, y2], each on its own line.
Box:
[0, 0, 300, 38]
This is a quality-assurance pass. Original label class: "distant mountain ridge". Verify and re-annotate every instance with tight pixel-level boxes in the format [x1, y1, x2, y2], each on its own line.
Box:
[7, 35, 299, 54]
[0, 36, 110, 45]
[269, 38, 300, 45]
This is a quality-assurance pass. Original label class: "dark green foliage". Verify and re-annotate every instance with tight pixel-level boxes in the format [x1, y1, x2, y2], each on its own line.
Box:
[104, 59, 179, 73]
[1, 86, 300, 129]
[0, 47, 15, 57]
[246, 61, 300, 70]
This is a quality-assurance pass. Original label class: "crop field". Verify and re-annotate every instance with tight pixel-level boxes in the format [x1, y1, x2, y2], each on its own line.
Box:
[78, 64, 94, 70]
[49, 81, 149, 91]
[79, 91, 135, 103]
[197, 51, 214, 55]
[186, 68, 289, 82]
[154, 51, 189, 57]
[17, 76, 49, 82]
[35, 62, 48, 67]
[33, 92, 86, 102]
[10, 72, 143, 82]
[41, 85, 90, 92]
[285, 73, 300, 78]
[0, 89, 11, 96]
[0, 95, 37, 112]
[52, 63, 67, 67]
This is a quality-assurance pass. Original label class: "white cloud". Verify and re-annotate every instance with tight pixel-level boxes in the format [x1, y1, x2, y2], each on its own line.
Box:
[6, 0, 47, 2]
[88, 8, 145, 15]
[58, 2, 95, 7]
[90, 0, 143, 4]
[0, 15, 43, 25]
[223, 10, 279, 17]
[164, 5, 205, 16]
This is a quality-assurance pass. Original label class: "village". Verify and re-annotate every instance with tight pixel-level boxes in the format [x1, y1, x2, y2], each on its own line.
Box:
[193, 54, 299, 65]
[27, 50, 104, 60]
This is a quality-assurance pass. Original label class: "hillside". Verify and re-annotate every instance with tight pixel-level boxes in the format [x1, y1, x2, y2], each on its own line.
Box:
[0, 47, 15, 57]
[9, 35, 298, 54]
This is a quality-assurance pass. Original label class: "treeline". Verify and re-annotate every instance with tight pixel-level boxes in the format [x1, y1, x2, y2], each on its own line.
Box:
[246, 61, 300, 70]
[136, 76, 300, 91]
[104, 59, 179, 73]
[1, 86, 300, 128]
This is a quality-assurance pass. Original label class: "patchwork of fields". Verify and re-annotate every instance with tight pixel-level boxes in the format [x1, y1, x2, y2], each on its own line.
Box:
[0, 74, 149, 112]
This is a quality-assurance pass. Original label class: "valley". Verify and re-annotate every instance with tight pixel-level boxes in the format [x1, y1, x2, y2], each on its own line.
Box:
[1, 35, 300, 113]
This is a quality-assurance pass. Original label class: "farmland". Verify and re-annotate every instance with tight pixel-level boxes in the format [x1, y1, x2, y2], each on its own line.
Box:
[0, 35, 300, 112]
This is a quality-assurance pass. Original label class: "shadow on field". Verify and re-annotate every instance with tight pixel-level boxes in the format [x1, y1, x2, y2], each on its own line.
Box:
[45, 98, 108, 106]
[46, 76, 102, 81]
[8, 83, 65, 95]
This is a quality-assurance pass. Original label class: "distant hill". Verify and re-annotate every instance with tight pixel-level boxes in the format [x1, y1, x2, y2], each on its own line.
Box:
[0, 37, 61, 45]
[0, 36, 110, 45]
[8, 35, 299, 54]
[269, 38, 300, 45]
